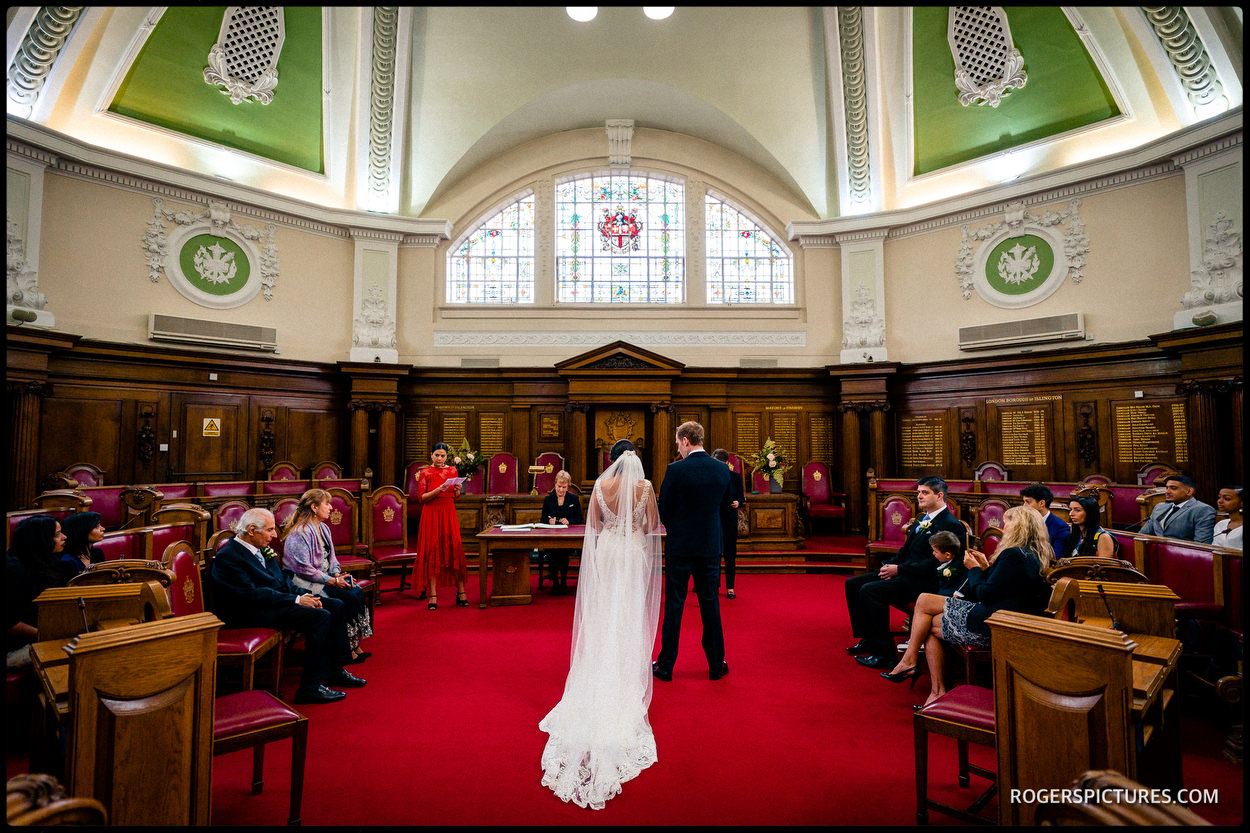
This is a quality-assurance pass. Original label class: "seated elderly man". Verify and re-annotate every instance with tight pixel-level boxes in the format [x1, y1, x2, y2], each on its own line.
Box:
[1139, 474, 1216, 544]
[210, 507, 365, 704]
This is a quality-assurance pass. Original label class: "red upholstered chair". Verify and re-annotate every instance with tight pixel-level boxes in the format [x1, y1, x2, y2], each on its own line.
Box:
[487, 453, 520, 494]
[866, 495, 915, 566]
[726, 452, 745, 476]
[801, 461, 846, 534]
[213, 500, 251, 535]
[212, 689, 308, 825]
[367, 485, 419, 594]
[979, 527, 1003, 559]
[31, 489, 92, 514]
[200, 481, 254, 500]
[309, 460, 342, 480]
[972, 461, 1008, 482]
[261, 479, 310, 496]
[1137, 462, 1177, 486]
[404, 461, 426, 527]
[1146, 539, 1221, 620]
[913, 685, 997, 824]
[976, 480, 1017, 496]
[167, 542, 284, 694]
[62, 462, 106, 487]
[750, 470, 771, 494]
[324, 487, 378, 613]
[532, 452, 564, 495]
[95, 528, 146, 561]
[318, 477, 363, 497]
[270, 498, 300, 558]
[1081, 473, 1113, 486]
[461, 471, 485, 495]
[267, 461, 302, 480]
[145, 482, 197, 502]
[146, 521, 198, 566]
[973, 498, 1009, 539]
[7, 508, 72, 548]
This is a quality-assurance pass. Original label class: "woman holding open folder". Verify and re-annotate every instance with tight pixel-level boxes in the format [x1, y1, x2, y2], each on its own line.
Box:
[412, 442, 469, 610]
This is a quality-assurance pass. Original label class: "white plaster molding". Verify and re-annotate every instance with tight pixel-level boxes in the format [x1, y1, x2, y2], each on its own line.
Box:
[838, 8, 872, 207]
[948, 7, 1028, 108]
[1181, 213, 1242, 311]
[956, 199, 1087, 303]
[203, 7, 285, 105]
[145, 197, 279, 306]
[1140, 7, 1227, 115]
[7, 218, 45, 309]
[606, 119, 634, 168]
[433, 330, 806, 348]
[366, 7, 399, 207]
[6, 6, 84, 118]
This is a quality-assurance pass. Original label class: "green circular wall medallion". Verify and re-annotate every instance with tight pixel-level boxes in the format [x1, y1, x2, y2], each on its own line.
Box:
[179, 234, 251, 297]
[984, 234, 1054, 296]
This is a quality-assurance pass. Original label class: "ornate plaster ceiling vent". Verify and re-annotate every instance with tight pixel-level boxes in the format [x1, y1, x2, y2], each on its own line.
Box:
[203, 7, 285, 105]
[948, 6, 1027, 108]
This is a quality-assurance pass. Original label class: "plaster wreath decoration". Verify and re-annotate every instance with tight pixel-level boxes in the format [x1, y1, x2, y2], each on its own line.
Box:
[955, 199, 1089, 302]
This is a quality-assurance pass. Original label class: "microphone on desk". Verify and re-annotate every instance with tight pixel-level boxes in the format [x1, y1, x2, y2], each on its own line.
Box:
[1096, 583, 1122, 631]
[77, 596, 91, 633]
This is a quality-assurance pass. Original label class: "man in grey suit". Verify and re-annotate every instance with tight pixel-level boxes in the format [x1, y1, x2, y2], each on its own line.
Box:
[1139, 474, 1216, 544]
[654, 421, 733, 681]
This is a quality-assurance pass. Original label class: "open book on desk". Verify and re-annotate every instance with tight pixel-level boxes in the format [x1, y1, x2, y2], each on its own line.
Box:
[497, 523, 568, 531]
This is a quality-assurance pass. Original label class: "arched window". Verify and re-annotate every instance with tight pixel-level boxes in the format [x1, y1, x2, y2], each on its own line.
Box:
[446, 194, 535, 304]
[705, 194, 793, 304]
[555, 173, 685, 303]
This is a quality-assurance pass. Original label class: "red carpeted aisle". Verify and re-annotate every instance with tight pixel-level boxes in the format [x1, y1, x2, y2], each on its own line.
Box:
[209, 573, 1244, 826]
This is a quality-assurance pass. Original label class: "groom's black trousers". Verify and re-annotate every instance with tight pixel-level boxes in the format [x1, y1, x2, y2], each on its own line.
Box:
[656, 555, 724, 672]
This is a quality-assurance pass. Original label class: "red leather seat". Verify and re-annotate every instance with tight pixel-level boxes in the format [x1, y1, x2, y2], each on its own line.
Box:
[914, 685, 996, 824]
[802, 461, 846, 534]
[367, 486, 418, 594]
[213, 689, 308, 826]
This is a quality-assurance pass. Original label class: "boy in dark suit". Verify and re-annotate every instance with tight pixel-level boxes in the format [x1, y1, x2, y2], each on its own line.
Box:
[654, 422, 733, 681]
[210, 507, 365, 704]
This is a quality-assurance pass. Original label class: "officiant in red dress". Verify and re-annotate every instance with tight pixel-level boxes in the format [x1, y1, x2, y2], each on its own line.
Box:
[412, 442, 470, 609]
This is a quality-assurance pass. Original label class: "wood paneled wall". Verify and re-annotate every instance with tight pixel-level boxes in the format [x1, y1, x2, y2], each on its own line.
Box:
[8, 325, 1242, 534]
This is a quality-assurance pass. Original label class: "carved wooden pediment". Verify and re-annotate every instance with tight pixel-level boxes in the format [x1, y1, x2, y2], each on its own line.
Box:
[555, 341, 685, 375]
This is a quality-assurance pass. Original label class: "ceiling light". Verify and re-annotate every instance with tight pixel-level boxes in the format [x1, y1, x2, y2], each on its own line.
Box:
[566, 7, 597, 22]
[643, 7, 675, 20]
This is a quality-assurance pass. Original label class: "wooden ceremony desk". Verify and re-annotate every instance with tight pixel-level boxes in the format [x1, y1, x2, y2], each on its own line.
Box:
[474, 525, 668, 609]
[475, 525, 588, 608]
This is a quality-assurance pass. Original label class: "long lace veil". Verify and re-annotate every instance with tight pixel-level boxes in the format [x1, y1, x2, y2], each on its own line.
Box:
[539, 448, 663, 809]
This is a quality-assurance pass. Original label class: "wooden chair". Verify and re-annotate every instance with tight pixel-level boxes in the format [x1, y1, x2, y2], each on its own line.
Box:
[324, 487, 378, 613]
[260, 479, 310, 496]
[1138, 462, 1179, 486]
[199, 481, 255, 501]
[309, 460, 342, 479]
[404, 460, 426, 528]
[67, 560, 172, 588]
[1046, 556, 1146, 584]
[971, 498, 1009, 540]
[487, 452, 520, 494]
[367, 485, 419, 594]
[213, 499, 251, 534]
[866, 494, 915, 569]
[94, 528, 147, 561]
[1081, 472, 1114, 485]
[972, 460, 1008, 481]
[212, 690, 308, 825]
[167, 542, 284, 694]
[270, 497, 300, 557]
[118, 485, 163, 528]
[978, 527, 1003, 558]
[61, 462, 106, 487]
[801, 461, 846, 535]
[142, 482, 197, 502]
[7, 508, 72, 549]
[532, 452, 564, 495]
[913, 684, 997, 825]
[7, 773, 107, 826]
[750, 470, 772, 494]
[30, 489, 91, 513]
[267, 461, 302, 480]
[150, 503, 211, 547]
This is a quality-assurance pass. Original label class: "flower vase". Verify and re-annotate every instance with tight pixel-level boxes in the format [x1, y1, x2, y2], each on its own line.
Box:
[769, 477, 782, 493]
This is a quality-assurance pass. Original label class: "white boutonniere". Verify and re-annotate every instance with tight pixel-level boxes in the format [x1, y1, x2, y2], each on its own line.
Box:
[917, 518, 932, 531]
[938, 562, 955, 580]
[260, 546, 279, 560]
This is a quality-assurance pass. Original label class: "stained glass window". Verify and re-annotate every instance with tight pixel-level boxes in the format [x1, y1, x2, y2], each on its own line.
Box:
[705, 195, 793, 304]
[446, 194, 535, 304]
[555, 173, 684, 303]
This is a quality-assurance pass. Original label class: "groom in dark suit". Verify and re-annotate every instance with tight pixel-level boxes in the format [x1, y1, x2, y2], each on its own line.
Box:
[844, 476, 966, 668]
[209, 507, 365, 704]
[654, 421, 734, 682]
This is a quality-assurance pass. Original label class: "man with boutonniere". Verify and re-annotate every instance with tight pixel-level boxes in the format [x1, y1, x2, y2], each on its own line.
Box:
[843, 476, 966, 669]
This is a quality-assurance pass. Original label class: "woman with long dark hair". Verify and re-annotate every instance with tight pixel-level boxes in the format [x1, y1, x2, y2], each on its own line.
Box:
[57, 511, 106, 584]
[281, 488, 373, 663]
[5, 515, 67, 667]
[1062, 495, 1116, 559]
[411, 441, 469, 610]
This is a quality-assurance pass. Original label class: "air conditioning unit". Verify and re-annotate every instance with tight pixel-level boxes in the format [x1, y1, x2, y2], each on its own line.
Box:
[958, 312, 1085, 351]
[740, 357, 778, 368]
[148, 313, 278, 352]
[461, 357, 500, 368]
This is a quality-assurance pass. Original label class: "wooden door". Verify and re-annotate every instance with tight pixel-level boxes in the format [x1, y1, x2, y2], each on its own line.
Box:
[171, 395, 247, 481]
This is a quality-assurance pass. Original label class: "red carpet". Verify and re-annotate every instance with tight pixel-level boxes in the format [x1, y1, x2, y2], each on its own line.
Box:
[202, 573, 1243, 826]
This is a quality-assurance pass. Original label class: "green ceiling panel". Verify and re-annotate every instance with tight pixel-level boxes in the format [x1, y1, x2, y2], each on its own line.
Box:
[108, 6, 323, 173]
[912, 7, 1120, 176]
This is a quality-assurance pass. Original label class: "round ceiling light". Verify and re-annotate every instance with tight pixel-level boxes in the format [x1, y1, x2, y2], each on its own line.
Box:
[643, 7, 675, 20]
[566, 7, 598, 23]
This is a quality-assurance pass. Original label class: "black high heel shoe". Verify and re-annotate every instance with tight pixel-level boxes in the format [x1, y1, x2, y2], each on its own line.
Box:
[456, 592, 470, 607]
[880, 666, 925, 688]
[427, 598, 438, 611]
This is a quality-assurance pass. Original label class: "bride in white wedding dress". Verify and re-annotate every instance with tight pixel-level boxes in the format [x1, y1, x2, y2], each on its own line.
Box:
[539, 443, 663, 810]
